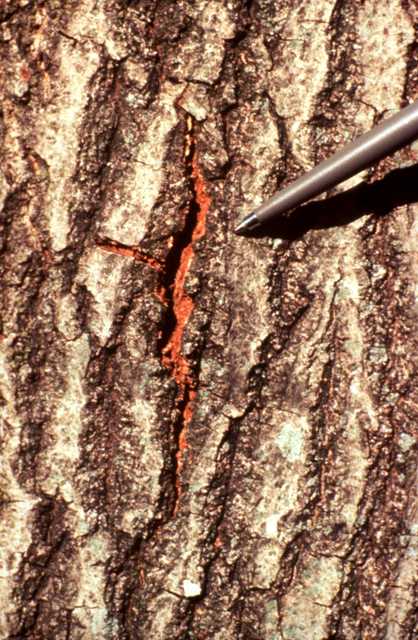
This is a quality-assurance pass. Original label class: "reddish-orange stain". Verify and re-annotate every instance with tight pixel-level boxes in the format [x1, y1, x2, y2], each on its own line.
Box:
[214, 535, 223, 549]
[98, 141, 211, 513]
[97, 242, 163, 272]
[162, 152, 210, 379]
[163, 149, 211, 510]
[20, 66, 30, 82]
[153, 286, 168, 306]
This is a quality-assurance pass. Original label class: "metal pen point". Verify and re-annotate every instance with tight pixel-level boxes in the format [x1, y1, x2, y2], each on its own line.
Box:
[235, 211, 261, 235]
[234, 100, 418, 235]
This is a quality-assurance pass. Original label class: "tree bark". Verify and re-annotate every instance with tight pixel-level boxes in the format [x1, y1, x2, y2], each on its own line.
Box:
[0, 1, 417, 639]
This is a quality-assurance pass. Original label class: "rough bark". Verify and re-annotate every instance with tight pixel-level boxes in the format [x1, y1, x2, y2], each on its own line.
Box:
[0, 1, 417, 639]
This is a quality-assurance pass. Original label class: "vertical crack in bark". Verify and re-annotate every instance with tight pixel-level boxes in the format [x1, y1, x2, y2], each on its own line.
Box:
[158, 115, 211, 512]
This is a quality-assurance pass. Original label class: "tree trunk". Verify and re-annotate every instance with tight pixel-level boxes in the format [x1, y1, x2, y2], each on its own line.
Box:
[1, 1, 417, 639]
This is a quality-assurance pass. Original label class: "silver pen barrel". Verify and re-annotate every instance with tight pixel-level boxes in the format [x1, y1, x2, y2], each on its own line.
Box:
[236, 100, 418, 233]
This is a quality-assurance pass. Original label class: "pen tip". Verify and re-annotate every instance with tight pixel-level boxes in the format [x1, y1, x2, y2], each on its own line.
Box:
[234, 211, 261, 235]
[234, 221, 249, 235]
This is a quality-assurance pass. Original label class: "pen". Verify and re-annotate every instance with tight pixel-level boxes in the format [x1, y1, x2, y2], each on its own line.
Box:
[235, 100, 418, 235]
